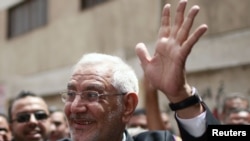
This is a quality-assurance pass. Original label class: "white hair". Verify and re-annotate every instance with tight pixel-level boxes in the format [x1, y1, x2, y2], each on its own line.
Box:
[72, 53, 139, 94]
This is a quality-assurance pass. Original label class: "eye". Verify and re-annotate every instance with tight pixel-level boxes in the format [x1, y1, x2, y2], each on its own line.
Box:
[61, 90, 77, 103]
[16, 114, 30, 122]
[85, 91, 99, 101]
[35, 111, 48, 120]
[53, 121, 62, 126]
[86, 91, 98, 98]
[67, 90, 76, 97]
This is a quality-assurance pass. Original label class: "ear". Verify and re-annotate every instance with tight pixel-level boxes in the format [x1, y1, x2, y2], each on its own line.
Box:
[122, 92, 138, 123]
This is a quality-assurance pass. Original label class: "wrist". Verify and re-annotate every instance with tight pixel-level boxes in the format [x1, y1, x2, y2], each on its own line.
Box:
[169, 87, 202, 111]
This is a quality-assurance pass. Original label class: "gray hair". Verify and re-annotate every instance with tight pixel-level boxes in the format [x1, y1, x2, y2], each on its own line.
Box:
[72, 53, 139, 94]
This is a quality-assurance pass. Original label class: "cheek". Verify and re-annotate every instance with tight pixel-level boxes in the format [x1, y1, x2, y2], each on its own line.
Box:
[41, 121, 51, 134]
[11, 123, 24, 133]
[64, 103, 71, 118]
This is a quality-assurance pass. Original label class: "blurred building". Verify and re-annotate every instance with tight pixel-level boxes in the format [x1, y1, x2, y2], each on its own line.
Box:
[0, 0, 250, 115]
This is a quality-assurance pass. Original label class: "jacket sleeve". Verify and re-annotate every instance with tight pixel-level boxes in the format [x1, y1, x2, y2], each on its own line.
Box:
[176, 102, 220, 141]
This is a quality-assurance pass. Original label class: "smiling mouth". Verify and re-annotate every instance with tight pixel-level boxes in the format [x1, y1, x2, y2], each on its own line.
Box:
[70, 118, 96, 130]
[74, 119, 94, 125]
[26, 131, 42, 139]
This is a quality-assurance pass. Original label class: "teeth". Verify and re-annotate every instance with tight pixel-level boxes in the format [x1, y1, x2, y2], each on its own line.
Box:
[30, 131, 39, 134]
[83, 121, 91, 124]
[74, 119, 92, 125]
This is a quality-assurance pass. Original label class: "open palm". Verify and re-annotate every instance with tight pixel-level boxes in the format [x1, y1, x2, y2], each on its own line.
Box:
[136, 0, 207, 99]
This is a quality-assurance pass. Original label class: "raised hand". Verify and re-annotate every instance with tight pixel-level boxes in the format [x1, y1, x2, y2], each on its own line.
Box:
[136, 0, 207, 103]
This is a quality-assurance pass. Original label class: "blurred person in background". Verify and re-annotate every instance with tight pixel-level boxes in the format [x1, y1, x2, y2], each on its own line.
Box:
[49, 107, 70, 141]
[0, 113, 12, 141]
[160, 112, 176, 134]
[127, 108, 147, 129]
[127, 107, 181, 140]
[223, 108, 250, 125]
[126, 108, 148, 136]
[217, 93, 249, 124]
[8, 91, 51, 141]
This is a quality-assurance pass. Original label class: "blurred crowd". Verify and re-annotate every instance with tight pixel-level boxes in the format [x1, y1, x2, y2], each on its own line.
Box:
[0, 91, 70, 141]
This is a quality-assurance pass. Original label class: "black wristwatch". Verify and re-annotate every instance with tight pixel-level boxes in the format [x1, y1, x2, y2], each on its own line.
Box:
[169, 87, 202, 111]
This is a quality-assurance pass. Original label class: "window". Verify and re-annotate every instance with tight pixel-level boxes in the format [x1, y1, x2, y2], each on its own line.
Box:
[81, 0, 109, 10]
[7, 0, 47, 38]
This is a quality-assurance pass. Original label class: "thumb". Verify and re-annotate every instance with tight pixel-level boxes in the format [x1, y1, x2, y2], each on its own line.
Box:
[135, 43, 151, 70]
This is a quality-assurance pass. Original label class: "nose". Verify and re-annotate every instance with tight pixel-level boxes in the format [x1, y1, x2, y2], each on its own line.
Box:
[29, 113, 39, 123]
[50, 124, 56, 133]
[70, 95, 88, 113]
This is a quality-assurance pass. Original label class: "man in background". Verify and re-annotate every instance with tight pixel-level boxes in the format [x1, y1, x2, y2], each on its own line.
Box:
[0, 113, 12, 141]
[8, 91, 51, 141]
[49, 107, 70, 141]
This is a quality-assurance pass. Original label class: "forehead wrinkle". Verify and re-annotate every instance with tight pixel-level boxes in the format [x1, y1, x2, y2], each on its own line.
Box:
[68, 73, 116, 92]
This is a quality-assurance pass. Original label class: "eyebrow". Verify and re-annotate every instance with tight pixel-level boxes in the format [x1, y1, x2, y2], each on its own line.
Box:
[85, 84, 105, 91]
[67, 83, 76, 90]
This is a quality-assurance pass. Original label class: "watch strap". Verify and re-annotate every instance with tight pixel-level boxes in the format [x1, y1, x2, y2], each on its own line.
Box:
[169, 87, 202, 111]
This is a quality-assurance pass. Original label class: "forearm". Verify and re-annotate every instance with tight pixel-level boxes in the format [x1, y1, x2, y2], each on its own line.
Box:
[145, 88, 166, 130]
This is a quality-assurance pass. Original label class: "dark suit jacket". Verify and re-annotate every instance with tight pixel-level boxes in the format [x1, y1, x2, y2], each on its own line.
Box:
[59, 102, 220, 141]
